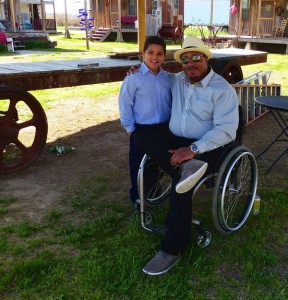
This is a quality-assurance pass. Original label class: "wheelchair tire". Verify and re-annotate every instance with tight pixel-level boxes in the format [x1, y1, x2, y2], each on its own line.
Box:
[195, 228, 212, 248]
[212, 146, 258, 235]
[138, 155, 171, 207]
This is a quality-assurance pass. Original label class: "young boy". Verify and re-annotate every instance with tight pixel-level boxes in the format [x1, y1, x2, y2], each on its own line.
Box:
[118, 36, 172, 212]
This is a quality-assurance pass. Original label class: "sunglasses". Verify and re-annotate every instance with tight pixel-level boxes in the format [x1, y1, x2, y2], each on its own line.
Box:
[180, 55, 204, 64]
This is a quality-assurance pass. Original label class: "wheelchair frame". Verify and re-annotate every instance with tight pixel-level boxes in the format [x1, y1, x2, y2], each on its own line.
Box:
[137, 144, 258, 248]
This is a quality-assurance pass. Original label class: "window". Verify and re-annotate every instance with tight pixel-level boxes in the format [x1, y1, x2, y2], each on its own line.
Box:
[128, 0, 136, 16]
[242, 0, 250, 21]
[0, 0, 8, 20]
[98, 0, 104, 13]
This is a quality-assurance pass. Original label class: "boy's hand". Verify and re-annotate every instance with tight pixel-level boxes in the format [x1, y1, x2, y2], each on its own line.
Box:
[127, 64, 141, 75]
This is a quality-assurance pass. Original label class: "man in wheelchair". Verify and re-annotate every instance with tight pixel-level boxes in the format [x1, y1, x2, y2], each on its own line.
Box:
[134, 36, 239, 276]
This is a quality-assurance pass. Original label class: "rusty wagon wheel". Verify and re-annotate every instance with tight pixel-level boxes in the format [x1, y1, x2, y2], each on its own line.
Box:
[211, 60, 243, 84]
[219, 61, 243, 84]
[0, 85, 48, 174]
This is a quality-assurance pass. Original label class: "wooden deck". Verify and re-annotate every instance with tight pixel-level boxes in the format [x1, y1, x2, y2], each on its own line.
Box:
[237, 36, 288, 54]
[0, 48, 268, 91]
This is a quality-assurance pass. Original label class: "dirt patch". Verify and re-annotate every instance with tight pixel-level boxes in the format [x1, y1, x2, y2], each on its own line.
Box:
[0, 95, 129, 224]
[0, 97, 287, 225]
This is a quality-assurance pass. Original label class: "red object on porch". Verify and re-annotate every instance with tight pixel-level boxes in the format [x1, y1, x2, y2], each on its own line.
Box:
[0, 31, 14, 52]
[121, 16, 137, 24]
[0, 31, 7, 43]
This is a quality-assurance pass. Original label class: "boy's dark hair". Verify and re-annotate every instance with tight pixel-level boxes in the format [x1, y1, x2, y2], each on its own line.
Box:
[143, 36, 166, 54]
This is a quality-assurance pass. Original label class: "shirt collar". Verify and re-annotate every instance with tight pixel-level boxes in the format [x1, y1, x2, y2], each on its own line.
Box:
[140, 62, 165, 75]
[180, 67, 214, 87]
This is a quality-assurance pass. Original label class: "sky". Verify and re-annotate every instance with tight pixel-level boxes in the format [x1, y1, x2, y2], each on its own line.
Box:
[52, 0, 89, 15]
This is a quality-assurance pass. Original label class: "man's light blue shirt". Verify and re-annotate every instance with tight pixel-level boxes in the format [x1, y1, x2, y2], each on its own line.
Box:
[169, 69, 239, 153]
[119, 62, 172, 133]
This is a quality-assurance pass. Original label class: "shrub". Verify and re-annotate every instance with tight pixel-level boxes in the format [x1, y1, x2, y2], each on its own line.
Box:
[0, 43, 8, 53]
[24, 40, 47, 50]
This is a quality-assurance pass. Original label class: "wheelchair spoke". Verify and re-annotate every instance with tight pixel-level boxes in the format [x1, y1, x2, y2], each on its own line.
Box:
[223, 194, 239, 226]
[141, 156, 171, 206]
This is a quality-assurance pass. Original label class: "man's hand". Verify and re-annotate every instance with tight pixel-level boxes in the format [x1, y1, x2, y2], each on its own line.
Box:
[127, 64, 141, 75]
[169, 147, 196, 167]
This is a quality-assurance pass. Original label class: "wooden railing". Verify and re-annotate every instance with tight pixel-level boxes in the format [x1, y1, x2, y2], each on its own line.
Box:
[259, 18, 274, 37]
[232, 84, 281, 125]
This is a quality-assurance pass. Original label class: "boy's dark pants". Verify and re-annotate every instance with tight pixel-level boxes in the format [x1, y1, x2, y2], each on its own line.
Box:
[134, 123, 225, 255]
[129, 128, 145, 203]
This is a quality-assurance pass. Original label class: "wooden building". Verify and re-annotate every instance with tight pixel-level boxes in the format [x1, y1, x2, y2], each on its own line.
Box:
[0, 0, 57, 33]
[230, 0, 287, 37]
[89, 0, 184, 41]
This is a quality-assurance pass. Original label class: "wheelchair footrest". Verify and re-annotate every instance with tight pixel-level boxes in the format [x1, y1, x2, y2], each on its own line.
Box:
[146, 225, 168, 236]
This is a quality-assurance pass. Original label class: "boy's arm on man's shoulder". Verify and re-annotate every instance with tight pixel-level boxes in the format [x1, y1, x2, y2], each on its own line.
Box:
[127, 64, 141, 75]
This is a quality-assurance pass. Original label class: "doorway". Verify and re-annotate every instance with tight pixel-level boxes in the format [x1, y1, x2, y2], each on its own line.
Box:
[258, 0, 275, 36]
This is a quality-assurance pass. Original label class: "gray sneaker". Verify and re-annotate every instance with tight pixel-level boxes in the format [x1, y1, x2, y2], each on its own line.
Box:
[175, 159, 208, 194]
[142, 250, 179, 276]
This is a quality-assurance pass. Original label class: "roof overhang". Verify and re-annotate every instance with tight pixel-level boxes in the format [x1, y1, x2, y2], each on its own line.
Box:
[19, 0, 41, 4]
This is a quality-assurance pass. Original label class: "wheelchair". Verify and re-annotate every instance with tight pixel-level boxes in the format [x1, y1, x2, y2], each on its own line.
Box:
[137, 106, 258, 247]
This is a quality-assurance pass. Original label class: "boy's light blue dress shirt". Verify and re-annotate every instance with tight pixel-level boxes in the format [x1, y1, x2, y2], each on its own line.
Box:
[119, 62, 172, 133]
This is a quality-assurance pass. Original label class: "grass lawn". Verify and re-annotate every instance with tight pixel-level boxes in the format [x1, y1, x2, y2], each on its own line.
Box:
[0, 32, 287, 299]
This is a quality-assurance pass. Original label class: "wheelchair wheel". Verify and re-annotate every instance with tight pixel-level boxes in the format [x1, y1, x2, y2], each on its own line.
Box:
[138, 155, 171, 207]
[137, 209, 153, 225]
[195, 228, 212, 248]
[212, 146, 258, 234]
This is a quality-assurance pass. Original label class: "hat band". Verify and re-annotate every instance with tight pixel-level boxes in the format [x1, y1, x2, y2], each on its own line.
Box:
[183, 46, 198, 49]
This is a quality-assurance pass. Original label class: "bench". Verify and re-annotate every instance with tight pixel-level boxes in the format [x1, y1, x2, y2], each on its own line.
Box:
[121, 16, 137, 24]
[121, 16, 137, 29]
[157, 25, 182, 44]
[0, 31, 14, 52]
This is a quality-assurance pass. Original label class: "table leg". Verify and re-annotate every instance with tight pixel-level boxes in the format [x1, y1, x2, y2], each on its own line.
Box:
[256, 110, 288, 173]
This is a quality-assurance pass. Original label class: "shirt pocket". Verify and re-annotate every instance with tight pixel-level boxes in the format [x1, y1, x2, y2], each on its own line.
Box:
[189, 97, 213, 121]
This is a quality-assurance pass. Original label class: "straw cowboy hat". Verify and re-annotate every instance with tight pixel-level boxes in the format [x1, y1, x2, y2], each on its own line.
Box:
[174, 36, 213, 63]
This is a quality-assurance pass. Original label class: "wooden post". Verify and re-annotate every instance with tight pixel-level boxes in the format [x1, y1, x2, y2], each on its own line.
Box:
[40, 0, 46, 31]
[210, 0, 214, 26]
[84, 0, 89, 50]
[52, 0, 56, 32]
[238, 0, 243, 35]
[116, 0, 124, 42]
[64, 0, 70, 38]
[95, 0, 98, 28]
[9, 0, 16, 32]
[256, 0, 262, 37]
[137, 0, 146, 52]
[118, 0, 122, 30]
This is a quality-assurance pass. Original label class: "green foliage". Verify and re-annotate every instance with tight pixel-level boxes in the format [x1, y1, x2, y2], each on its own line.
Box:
[0, 196, 16, 216]
[0, 43, 8, 53]
[242, 54, 288, 95]
[15, 221, 38, 238]
[0, 172, 287, 299]
[0, 31, 287, 299]
[24, 40, 47, 50]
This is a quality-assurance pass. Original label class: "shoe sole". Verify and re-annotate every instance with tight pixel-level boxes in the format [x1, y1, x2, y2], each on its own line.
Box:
[175, 163, 208, 194]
